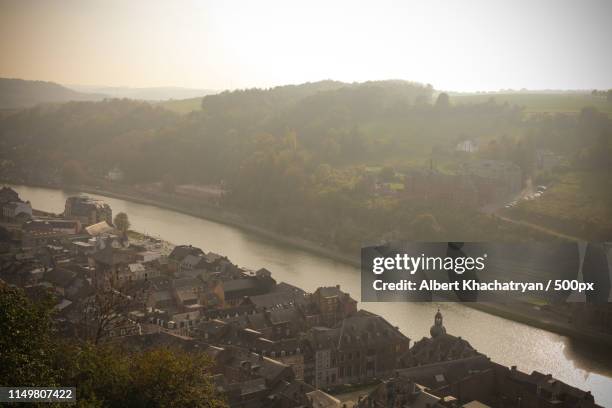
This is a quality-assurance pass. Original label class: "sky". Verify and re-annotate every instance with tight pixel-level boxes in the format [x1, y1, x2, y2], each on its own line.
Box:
[1, 0, 611, 92]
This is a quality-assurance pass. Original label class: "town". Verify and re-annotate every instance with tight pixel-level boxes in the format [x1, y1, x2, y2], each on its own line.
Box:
[0, 185, 603, 408]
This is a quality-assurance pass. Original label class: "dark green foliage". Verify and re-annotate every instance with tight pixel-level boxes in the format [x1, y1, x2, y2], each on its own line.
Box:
[113, 212, 130, 235]
[56, 344, 226, 408]
[0, 283, 57, 387]
[0, 283, 226, 408]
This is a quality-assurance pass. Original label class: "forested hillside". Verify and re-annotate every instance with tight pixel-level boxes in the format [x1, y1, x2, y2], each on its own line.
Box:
[1, 80, 610, 248]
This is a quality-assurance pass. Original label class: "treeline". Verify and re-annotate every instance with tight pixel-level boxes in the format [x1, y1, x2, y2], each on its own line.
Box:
[591, 89, 612, 102]
[0, 282, 226, 408]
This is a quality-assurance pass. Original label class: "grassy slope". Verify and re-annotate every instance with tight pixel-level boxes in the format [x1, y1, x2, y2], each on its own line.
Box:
[508, 171, 612, 239]
[453, 93, 612, 116]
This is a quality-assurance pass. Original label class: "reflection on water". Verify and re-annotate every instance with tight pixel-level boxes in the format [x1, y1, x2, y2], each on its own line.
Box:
[10, 184, 612, 406]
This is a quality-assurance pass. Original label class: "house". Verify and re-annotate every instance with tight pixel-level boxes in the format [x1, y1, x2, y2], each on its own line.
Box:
[356, 377, 450, 408]
[0, 187, 32, 219]
[106, 166, 124, 182]
[311, 285, 357, 327]
[303, 327, 339, 389]
[2, 200, 32, 219]
[306, 389, 341, 407]
[222, 275, 276, 306]
[168, 245, 205, 273]
[220, 305, 308, 341]
[64, 196, 112, 226]
[89, 238, 138, 288]
[46, 219, 81, 234]
[104, 316, 142, 340]
[125, 263, 147, 280]
[208, 345, 296, 396]
[392, 358, 603, 408]
[265, 339, 306, 381]
[242, 283, 309, 310]
[300, 310, 410, 389]
[21, 222, 69, 248]
[172, 276, 205, 306]
[456, 139, 480, 153]
[332, 310, 410, 385]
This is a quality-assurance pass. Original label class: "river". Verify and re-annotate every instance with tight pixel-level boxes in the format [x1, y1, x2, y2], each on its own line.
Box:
[9, 184, 612, 406]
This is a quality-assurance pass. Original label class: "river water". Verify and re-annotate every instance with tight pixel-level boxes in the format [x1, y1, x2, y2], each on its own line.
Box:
[9, 184, 612, 406]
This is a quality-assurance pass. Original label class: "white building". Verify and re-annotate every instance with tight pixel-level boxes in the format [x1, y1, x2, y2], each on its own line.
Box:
[107, 166, 124, 182]
[456, 139, 479, 153]
[2, 200, 32, 218]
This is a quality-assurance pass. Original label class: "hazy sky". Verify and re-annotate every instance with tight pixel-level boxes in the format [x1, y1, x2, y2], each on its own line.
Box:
[1, 0, 611, 91]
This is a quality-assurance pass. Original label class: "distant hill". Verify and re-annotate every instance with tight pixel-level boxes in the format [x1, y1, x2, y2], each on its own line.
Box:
[157, 80, 348, 114]
[157, 81, 353, 114]
[0, 78, 105, 109]
[66, 85, 217, 101]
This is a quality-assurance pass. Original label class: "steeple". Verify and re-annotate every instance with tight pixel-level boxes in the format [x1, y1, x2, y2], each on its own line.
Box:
[430, 308, 447, 338]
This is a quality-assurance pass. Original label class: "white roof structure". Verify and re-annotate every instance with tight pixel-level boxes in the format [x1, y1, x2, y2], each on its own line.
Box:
[85, 221, 116, 237]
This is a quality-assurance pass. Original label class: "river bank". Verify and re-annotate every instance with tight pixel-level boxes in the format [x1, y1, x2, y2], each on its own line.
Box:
[47, 180, 362, 267]
[94, 188, 361, 265]
[5, 179, 612, 348]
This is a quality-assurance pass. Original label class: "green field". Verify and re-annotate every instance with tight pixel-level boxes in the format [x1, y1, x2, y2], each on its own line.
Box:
[509, 171, 612, 240]
[156, 97, 203, 114]
[159, 92, 612, 116]
[452, 92, 612, 116]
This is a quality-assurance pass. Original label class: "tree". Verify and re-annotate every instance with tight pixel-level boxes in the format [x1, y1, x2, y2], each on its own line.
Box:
[57, 344, 227, 408]
[409, 213, 443, 240]
[114, 212, 130, 236]
[126, 349, 226, 408]
[162, 174, 176, 194]
[435, 92, 450, 109]
[0, 282, 226, 407]
[81, 285, 141, 345]
[0, 283, 57, 387]
[61, 160, 86, 185]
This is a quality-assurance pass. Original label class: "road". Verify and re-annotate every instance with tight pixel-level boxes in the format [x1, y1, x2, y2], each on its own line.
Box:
[480, 177, 582, 242]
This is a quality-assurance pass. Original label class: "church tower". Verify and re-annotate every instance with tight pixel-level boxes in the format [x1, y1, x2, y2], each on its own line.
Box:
[430, 308, 447, 338]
